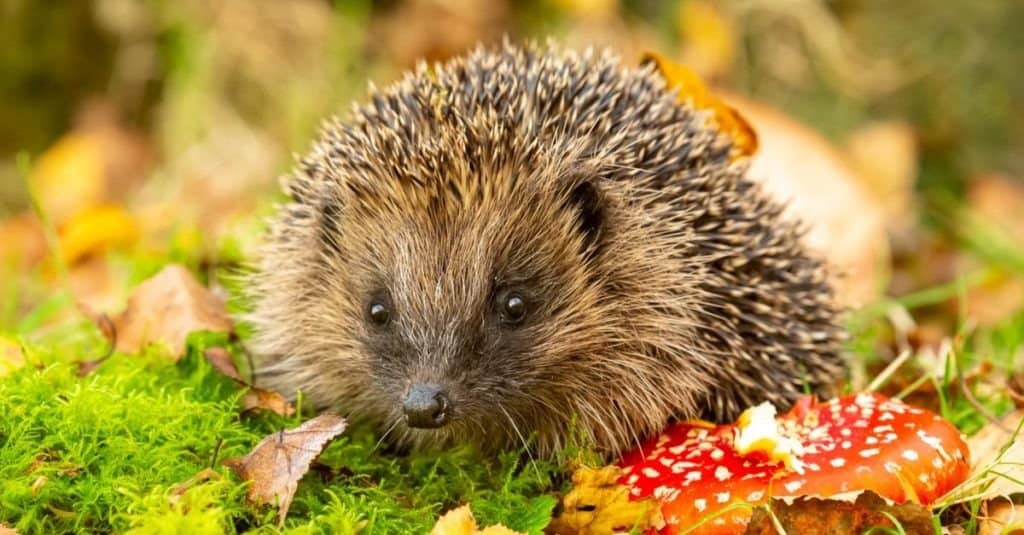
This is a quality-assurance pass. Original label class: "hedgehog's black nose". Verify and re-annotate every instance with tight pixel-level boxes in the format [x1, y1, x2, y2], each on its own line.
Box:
[403, 383, 450, 428]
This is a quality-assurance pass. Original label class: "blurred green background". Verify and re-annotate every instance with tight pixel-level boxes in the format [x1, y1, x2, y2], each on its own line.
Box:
[2, 0, 1021, 211]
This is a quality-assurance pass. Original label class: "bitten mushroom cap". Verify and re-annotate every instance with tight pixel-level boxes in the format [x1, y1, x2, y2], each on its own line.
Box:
[617, 393, 970, 534]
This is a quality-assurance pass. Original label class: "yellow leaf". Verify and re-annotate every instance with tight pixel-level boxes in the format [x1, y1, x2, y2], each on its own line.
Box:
[0, 335, 25, 378]
[58, 204, 139, 264]
[548, 465, 663, 535]
[430, 505, 524, 535]
[643, 52, 757, 161]
[677, 0, 737, 79]
[30, 133, 106, 226]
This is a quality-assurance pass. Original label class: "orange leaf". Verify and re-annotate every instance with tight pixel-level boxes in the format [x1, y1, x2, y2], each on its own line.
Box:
[642, 52, 757, 160]
[30, 133, 106, 226]
[57, 204, 139, 265]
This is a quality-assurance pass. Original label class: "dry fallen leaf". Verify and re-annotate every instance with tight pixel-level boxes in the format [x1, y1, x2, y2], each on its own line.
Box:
[29, 133, 106, 227]
[242, 388, 296, 417]
[204, 347, 244, 382]
[548, 466, 663, 535]
[968, 173, 1024, 248]
[844, 120, 918, 231]
[0, 524, 18, 535]
[89, 264, 233, 359]
[57, 204, 139, 265]
[936, 409, 1024, 508]
[223, 413, 348, 525]
[744, 492, 933, 535]
[0, 212, 46, 268]
[430, 504, 524, 535]
[979, 499, 1024, 535]
[721, 92, 890, 307]
[203, 347, 295, 416]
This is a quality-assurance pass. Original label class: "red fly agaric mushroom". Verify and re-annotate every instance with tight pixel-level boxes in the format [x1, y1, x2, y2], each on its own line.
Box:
[617, 393, 970, 534]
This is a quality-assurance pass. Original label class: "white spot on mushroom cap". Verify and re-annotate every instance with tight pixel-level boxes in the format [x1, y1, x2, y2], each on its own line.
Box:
[716, 491, 731, 503]
[784, 480, 803, 493]
[748, 490, 765, 501]
[642, 467, 660, 478]
[714, 466, 732, 481]
[671, 461, 697, 474]
[902, 449, 919, 461]
[830, 458, 846, 467]
[860, 448, 880, 458]
[654, 485, 681, 502]
[710, 448, 725, 461]
[917, 430, 943, 449]
[626, 474, 639, 485]
[694, 498, 707, 512]
[685, 471, 702, 484]
[856, 393, 876, 406]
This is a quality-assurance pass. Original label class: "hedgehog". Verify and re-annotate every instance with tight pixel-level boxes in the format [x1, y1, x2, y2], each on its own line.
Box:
[246, 42, 846, 458]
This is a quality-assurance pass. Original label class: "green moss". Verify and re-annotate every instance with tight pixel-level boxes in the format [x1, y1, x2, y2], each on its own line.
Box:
[0, 328, 563, 533]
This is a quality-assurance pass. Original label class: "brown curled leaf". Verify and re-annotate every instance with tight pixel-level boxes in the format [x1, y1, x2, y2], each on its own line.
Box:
[242, 388, 296, 417]
[87, 264, 232, 360]
[204, 347, 244, 383]
[223, 413, 347, 525]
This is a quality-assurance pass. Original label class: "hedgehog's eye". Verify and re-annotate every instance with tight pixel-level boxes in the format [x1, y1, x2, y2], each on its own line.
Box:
[500, 292, 527, 324]
[367, 301, 390, 326]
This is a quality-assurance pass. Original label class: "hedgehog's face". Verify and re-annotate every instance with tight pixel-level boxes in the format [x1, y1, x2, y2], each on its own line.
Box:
[318, 177, 613, 451]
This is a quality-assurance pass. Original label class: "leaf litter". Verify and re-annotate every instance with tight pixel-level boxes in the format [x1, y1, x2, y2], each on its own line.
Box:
[223, 413, 348, 525]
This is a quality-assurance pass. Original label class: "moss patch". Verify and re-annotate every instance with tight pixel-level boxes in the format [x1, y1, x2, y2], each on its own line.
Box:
[0, 326, 560, 534]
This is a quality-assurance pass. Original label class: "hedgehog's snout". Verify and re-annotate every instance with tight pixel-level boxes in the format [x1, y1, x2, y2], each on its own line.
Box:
[402, 383, 451, 429]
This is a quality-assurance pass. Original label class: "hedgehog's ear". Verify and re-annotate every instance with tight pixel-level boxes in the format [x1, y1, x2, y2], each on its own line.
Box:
[565, 180, 604, 257]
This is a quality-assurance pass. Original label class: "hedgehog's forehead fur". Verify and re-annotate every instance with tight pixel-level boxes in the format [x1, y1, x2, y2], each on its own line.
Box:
[249, 42, 845, 457]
